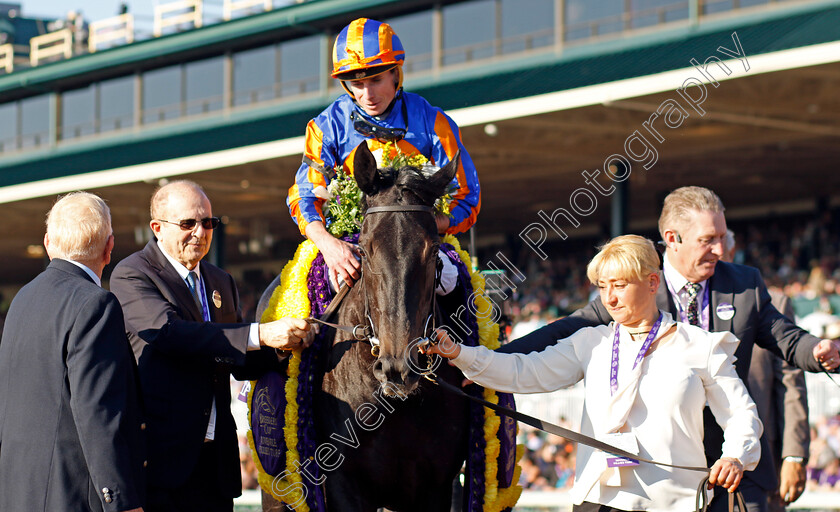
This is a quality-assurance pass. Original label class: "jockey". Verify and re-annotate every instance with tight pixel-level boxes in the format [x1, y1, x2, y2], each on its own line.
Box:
[287, 17, 480, 291]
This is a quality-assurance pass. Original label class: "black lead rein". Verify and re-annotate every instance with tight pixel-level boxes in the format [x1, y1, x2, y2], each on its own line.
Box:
[430, 375, 708, 472]
[428, 376, 753, 511]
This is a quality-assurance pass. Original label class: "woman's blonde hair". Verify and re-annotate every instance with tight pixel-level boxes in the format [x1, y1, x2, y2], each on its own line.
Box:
[586, 235, 660, 285]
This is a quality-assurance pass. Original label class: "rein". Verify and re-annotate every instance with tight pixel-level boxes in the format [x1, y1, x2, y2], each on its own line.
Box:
[427, 374, 749, 511]
[428, 375, 709, 473]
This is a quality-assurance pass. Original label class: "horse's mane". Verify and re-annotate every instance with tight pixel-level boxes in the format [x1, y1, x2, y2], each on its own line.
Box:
[370, 165, 440, 205]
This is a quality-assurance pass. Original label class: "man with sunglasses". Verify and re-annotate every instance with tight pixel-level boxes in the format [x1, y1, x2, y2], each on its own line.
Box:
[110, 180, 315, 512]
[287, 18, 480, 289]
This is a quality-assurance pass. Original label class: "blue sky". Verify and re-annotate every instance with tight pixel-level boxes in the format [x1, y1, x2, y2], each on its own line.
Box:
[19, 1, 294, 36]
[22, 1, 155, 24]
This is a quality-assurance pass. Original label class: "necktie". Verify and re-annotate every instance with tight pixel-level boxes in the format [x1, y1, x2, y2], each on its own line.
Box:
[186, 271, 203, 314]
[685, 282, 702, 326]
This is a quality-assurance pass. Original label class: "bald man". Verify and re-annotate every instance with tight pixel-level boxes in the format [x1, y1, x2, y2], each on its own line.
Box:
[110, 180, 314, 512]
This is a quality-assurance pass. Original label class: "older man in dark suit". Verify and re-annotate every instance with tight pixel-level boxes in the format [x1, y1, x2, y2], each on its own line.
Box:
[110, 180, 314, 512]
[499, 186, 840, 512]
[0, 192, 145, 512]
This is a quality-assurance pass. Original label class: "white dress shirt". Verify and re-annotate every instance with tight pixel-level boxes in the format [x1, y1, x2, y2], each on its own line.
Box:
[452, 311, 762, 512]
[663, 253, 710, 330]
[66, 260, 101, 287]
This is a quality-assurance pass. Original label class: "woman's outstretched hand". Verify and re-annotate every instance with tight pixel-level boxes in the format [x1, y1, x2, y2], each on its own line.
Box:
[420, 328, 462, 360]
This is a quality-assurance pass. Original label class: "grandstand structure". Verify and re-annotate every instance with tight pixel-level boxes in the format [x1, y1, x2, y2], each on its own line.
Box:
[0, 0, 839, 293]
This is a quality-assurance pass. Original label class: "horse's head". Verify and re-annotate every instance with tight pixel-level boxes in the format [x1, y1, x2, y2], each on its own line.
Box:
[353, 143, 459, 396]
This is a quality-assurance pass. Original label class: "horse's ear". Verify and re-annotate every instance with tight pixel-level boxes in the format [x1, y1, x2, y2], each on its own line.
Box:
[354, 143, 380, 196]
[428, 151, 460, 197]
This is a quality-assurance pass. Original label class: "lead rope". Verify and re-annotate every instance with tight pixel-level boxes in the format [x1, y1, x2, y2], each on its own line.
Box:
[428, 376, 747, 512]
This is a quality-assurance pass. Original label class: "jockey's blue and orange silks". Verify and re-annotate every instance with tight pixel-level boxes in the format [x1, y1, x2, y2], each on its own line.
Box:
[286, 90, 481, 235]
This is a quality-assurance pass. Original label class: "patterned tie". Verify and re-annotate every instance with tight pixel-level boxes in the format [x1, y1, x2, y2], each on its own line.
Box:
[685, 282, 702, 326]
[186, 271, 203, 313]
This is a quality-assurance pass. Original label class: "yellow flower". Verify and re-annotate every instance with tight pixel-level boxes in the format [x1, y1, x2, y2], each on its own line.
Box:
[249, 240, 319, 511]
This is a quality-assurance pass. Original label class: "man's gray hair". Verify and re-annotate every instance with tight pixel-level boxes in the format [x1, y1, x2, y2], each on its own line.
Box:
[46, 192, 112, 261]
[658, 186, 725, 240]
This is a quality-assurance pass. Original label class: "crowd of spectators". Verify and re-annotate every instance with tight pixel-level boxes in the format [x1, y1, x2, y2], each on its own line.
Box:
[808, 414, 840, 491]
[517, 426, 576, 491]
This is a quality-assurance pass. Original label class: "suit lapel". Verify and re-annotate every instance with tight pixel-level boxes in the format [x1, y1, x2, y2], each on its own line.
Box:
[708, 268, 734, 333]
[144, 241, 204, 321]
[200, 267, 218, 322]
[656, 275, 678, 317]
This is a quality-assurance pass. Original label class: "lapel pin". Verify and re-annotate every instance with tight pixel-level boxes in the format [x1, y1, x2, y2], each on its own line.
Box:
[715, 302, 735, 321]
[212, 290, 222, 309]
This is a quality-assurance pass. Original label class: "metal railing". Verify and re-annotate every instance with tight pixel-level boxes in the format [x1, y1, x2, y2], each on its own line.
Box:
[0, 43, 13, 74]
[223, 0, 272, 21]
[154, 0, 204, 37]
[89, 13, 135, 53]
[29, 28, 73, 67]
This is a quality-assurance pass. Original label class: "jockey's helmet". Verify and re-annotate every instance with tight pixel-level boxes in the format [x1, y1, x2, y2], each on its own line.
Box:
[332, 18, 405, 95]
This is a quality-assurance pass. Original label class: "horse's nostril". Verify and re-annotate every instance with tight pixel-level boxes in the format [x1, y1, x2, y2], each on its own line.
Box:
[373, 357, 406, 385]
[373, 359, 385, 376]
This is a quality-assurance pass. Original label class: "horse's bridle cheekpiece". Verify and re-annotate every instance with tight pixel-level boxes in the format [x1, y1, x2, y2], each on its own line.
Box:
[308, 204, 437, 359]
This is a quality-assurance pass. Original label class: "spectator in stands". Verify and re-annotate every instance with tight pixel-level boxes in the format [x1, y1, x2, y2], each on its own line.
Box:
[518, 451, 550, 490]
[806, 422, 838, 491]
[428, 234, 762, 511]
[554, 449, 576, 490]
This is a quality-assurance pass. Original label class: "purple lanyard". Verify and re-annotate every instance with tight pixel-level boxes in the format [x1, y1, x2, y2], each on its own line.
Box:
[610, 313, 663, 396]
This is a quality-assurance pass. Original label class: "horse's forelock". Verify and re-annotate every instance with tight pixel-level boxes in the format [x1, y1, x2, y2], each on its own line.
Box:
[393, 166, 438, 204]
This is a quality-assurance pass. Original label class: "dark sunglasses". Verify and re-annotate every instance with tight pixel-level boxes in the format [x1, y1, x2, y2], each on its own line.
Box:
[157, 217, 221, 231]
[351, 111, 406, 142]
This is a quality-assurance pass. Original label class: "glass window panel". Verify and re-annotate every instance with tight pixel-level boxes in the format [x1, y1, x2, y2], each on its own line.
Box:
[61, 84, 95, 140]
[143, 66, 182, 124]
[279, 35, 320, 97]
[703, 0, 734, 15]
[233, 45, 277, 107]
[739, 0, 770, 7]
[565, 0, 623, 41]
[99, 75, 134, 133]
[442, 0, 496, 66]
[0, 102, 16, 152]
[501, 0, 554, 54]
[19, 95, 49, 149]
[630, 0, 688, 29]
[387, 10, 433, 74]
[185, 56, 224, 116]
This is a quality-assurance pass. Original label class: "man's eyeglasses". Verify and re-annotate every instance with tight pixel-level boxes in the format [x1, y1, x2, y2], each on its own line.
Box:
[157, 217, 221, 231]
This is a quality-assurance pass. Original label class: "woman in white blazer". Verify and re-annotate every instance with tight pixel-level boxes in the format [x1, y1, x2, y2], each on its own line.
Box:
[426, 235, 762, 512]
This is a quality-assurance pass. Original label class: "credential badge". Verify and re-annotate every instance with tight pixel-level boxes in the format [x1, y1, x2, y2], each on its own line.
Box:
[716, 302, 735, 321]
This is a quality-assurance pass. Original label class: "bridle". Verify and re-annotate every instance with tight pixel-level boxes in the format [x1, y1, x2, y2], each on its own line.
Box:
[309, 204, 439, 361]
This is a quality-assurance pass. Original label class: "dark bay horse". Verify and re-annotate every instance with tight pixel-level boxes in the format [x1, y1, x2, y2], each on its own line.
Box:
[259, 144, 470, 511]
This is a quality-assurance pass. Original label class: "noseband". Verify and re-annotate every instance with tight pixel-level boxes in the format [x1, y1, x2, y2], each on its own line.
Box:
[310, 204, 438, 359]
